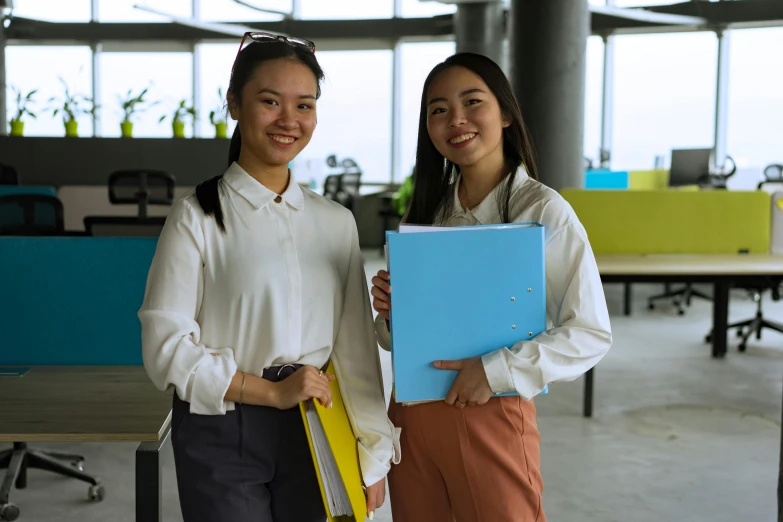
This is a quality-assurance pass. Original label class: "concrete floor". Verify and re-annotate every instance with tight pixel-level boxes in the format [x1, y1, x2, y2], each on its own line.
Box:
[2, 250, 782, 522]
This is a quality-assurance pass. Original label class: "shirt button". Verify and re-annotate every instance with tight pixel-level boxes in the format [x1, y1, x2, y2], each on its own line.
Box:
[274, 195, 282, 203]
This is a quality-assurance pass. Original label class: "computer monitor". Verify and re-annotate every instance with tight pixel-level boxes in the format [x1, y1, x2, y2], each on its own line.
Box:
[669, 148, 713, 187]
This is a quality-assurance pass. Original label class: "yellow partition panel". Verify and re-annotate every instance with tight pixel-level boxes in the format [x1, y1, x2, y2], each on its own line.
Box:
[628, 169, 669, 190]
[560, 189, 771, 254]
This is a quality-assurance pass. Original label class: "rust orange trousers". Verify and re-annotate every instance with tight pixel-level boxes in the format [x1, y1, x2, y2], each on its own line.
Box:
[387, 396, 545, 522]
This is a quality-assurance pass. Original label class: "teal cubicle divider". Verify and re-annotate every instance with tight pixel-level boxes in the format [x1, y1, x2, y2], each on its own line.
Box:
[0, 186, 57, 197]
[0, 236, 157, 365]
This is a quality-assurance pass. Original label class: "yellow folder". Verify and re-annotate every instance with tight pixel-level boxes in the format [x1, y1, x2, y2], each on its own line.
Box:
[299, 361, 367, 522]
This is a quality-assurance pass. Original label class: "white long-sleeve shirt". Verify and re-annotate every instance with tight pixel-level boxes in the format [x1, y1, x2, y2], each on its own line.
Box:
[375, 166, 612, 400]
[139, 162, 399, 486]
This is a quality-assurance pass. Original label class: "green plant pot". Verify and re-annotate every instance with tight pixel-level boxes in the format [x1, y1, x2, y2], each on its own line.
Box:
[64, 120, 79, 138]
[121, 121, 134, 138]
[215, 122, 227, 139]
[9, 121, 24, 137]
[172, 121, 185, 139]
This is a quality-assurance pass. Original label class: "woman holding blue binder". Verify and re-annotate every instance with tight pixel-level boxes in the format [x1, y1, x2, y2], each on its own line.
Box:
[372, 53, 612, 521]
[139, 33, 398, 522]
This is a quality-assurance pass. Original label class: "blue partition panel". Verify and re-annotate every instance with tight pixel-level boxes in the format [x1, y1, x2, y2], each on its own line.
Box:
[0, 236, 157, 365]
[584, 170, 629, 190]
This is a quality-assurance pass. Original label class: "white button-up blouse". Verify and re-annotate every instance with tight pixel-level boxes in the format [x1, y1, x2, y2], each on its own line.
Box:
[375, 166, 613, 400]
[139, 162, 399, 486]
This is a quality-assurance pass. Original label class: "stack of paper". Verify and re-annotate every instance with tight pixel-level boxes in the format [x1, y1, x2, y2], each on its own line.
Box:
[303, 400, 353, 517]
[299, 362, 367, 522]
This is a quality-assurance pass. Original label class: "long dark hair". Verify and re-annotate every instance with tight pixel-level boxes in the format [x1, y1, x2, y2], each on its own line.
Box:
[405, 52, 539, 225]
[195, 40, 324, 232]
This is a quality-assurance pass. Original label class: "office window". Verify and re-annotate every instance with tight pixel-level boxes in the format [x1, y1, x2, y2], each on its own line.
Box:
[584, 36, 605, 166]
[294, 50, 393, 185]
[99, 53, 193, 138]
[199, 0, 292, 21]
[298, 0, 393, 20]
[611, 32, 717, 170]
[196, 44, 238, 138]
[5, 46, 94, 137]
[727, 28, 783, 170]
[397, 41, 456, 182]
[98, 0, 191, 22]
[612, 0, 676, 6]
[400, 0, 455, 18]
[12, 0, 91, 22]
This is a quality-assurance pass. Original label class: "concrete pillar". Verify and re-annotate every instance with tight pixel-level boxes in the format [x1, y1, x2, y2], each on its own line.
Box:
[0, 20, 7, 137]
[509, 0, 589, 190]
[454, 1, 507, 71]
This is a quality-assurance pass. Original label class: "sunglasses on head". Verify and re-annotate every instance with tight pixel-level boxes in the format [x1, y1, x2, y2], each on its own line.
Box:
[233, 31, 316, 70]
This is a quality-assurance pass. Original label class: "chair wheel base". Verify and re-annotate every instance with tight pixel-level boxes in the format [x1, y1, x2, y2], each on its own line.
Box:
[0, 503, 20, 521]
[89, 484, 105, 502]
[739, 343, 747, 352]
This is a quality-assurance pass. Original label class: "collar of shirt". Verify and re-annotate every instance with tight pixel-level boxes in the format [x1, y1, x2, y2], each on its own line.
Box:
[222, 161, 304, 211]
[446, 165, 530, 224]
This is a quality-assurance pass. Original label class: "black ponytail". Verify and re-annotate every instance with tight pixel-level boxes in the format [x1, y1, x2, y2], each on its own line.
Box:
[194, 39, 324, 233]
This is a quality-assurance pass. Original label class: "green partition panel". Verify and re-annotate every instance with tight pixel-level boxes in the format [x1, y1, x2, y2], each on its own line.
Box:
[561, 189, 771, 254]
[628, 169, 669, 190]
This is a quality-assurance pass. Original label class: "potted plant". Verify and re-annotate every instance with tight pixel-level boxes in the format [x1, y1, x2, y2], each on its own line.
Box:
[209, 87, 229, 139]
[159, 99, 196, 139]
[119, 87, 157, 138]
[48, 77, 98, 138]
[8, 86, 37, 137]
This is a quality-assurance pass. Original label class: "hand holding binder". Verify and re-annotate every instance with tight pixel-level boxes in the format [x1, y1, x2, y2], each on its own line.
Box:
[433, 356, 493, 407]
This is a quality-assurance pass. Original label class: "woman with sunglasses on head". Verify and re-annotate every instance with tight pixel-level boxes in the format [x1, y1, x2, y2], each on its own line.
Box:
[371, 53, 612, 521]
[139, 33, 399, 522]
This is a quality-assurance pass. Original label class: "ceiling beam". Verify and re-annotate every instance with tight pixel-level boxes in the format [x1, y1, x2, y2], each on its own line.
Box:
[5, 1, 783, 43]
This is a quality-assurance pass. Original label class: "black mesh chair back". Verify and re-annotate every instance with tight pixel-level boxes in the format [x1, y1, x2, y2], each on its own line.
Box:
[323, 175, 341, 201]
[0, 163, 20, 185]
[108, 170, 175, 218]
[0, 194, 64, 235]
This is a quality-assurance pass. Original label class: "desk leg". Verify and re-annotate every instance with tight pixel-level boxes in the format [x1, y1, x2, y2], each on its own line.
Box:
[778, 380, 783, 522]
[712, 281, 730, 358]
[624, 283, 632, 316]
[136, 425, 170, 522]
[583, 368, 594, 418]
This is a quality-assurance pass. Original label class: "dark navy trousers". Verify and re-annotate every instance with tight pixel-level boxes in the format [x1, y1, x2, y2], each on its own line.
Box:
[171, 367, 325, 522]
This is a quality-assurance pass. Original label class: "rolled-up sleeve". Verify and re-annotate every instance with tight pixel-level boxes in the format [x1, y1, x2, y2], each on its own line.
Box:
[481, 221, 612, 399]
[331, 214, 400, 487]
[138, 198, 237, 415]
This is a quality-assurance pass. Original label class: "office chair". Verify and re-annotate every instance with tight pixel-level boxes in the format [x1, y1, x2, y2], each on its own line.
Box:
[0, 194, 64, 236]
[759, 164, 783, 190]
[337, 171, 362, 213]
[322, 156, 363, 213]
[323, 174, 341, 201]
[648, 283, 712, 315]
[0, 164, 19, 185]
[704, 282, 783, 352]
[107, 169, 175, 218]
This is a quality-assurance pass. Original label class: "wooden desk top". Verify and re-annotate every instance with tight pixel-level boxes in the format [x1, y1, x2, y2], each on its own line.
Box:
[0, 366, 172, 442]
[596, 254, 783, 276]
